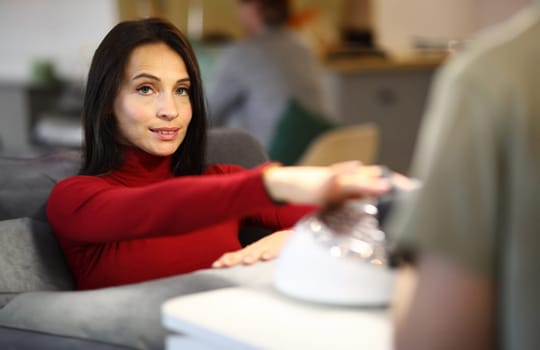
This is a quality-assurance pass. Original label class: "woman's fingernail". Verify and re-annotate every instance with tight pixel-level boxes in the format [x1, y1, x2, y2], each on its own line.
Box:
[262, 252, 273, 260]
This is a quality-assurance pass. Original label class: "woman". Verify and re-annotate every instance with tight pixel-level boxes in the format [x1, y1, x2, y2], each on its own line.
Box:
[47, 18, 391, 290]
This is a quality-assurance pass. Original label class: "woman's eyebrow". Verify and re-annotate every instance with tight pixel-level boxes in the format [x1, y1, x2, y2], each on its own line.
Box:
[132, 73, 190, 85]
[132, 73, 160, 81]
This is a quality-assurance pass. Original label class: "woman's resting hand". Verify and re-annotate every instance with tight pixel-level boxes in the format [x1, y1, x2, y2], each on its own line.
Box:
[212, 229, 292, 268]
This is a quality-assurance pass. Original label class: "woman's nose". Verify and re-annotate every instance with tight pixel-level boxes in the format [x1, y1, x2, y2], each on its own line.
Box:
[157, 93, 179, 120]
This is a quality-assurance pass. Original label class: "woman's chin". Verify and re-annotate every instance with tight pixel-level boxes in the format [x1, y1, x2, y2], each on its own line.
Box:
[146, 143, 179, 157]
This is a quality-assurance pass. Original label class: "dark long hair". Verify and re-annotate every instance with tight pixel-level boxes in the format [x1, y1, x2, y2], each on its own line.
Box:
[80, 17, 207, 176]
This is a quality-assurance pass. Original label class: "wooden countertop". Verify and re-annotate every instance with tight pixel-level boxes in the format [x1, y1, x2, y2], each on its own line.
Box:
[324, 52, 448, 74]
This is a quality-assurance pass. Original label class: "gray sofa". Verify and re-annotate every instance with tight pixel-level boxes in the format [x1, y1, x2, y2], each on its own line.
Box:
[0, 128, 276, 350]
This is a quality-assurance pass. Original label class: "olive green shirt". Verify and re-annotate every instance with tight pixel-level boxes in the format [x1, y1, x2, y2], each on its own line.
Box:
[387, 5, 540, 349]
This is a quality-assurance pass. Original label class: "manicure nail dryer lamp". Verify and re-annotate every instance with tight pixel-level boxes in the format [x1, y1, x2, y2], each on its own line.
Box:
[274, 199, 397, 306]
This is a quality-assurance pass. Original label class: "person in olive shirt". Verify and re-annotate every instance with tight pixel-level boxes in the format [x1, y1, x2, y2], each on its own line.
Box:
[388, 2, 540, 349]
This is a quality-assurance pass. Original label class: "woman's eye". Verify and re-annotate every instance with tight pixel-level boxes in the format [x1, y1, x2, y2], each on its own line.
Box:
[177, 87, 190, 96]
[137, 85, 153, 95]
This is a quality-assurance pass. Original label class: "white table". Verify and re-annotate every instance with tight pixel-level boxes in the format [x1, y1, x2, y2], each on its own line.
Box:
[162, 285, 392, 350]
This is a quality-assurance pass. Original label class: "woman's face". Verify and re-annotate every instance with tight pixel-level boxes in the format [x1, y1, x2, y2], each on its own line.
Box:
[113, 42, 192, 157]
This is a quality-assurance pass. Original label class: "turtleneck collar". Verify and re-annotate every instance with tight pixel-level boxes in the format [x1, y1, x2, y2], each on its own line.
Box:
[105, 146, 174, 186]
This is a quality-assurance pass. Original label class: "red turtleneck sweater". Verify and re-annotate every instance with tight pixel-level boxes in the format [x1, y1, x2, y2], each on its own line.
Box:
[47, 147, 313, 290]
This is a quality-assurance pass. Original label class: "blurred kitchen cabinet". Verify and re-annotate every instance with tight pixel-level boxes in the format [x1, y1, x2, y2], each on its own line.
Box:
[26, 83, 84, 148]
[26, 85, 64, 134]
[0, 83, 83, 152]
[0, 83, 29, 151]
[323, 55, 444, 173]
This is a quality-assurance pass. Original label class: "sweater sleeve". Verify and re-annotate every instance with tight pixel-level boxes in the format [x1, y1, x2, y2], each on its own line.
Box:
[242, 204, 317, 231]
[46, 164, 280, 243]
[212, 163, 317, 230]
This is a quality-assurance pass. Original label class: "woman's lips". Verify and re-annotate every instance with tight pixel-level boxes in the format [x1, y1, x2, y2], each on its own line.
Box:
[150, 127, 180, 141]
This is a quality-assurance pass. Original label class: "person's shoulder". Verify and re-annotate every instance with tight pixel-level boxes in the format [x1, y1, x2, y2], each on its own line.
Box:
[52, 174, 110, 192]
[204, 163, 247, 175]
[220, 39, 252, 57]
[213, 40, 258, 70]
[47, 175, 111, 209]
[474, 6, 540, 51]
[442, 7, 540, 84]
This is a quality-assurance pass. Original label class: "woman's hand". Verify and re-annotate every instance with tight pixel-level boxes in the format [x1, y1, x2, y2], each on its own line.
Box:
[212, 230, 292, 268]
[263, 162, 394, 205]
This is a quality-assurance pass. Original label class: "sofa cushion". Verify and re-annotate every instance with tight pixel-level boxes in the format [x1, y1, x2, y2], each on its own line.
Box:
[206, 127, 269, 168]
[0, 294, 17, 309]
[0, 326, 136, 350]
[0, 262, 274, 350]
[0, 151, 80, 220]
[0, 218, 74, 307]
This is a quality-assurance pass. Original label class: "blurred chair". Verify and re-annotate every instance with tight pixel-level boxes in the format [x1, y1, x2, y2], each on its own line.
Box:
[297, 123, 380, 166]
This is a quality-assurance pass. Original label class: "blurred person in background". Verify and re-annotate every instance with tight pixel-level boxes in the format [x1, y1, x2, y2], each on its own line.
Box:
[387, 1, 540, 349]
[205, 0, 329, 149]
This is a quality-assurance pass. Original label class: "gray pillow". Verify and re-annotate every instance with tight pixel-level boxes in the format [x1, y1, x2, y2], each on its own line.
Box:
[0, 262, 275, 350]
[206, 127, 268, 168]
[0, 151, 80, 220]
[0, 218, 74, 306]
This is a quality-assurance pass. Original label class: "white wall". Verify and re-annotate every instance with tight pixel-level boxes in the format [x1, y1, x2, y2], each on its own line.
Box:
[476, 0, 530, 29]
[0, 0, 117, 83]
[374, 0, 529, 55]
